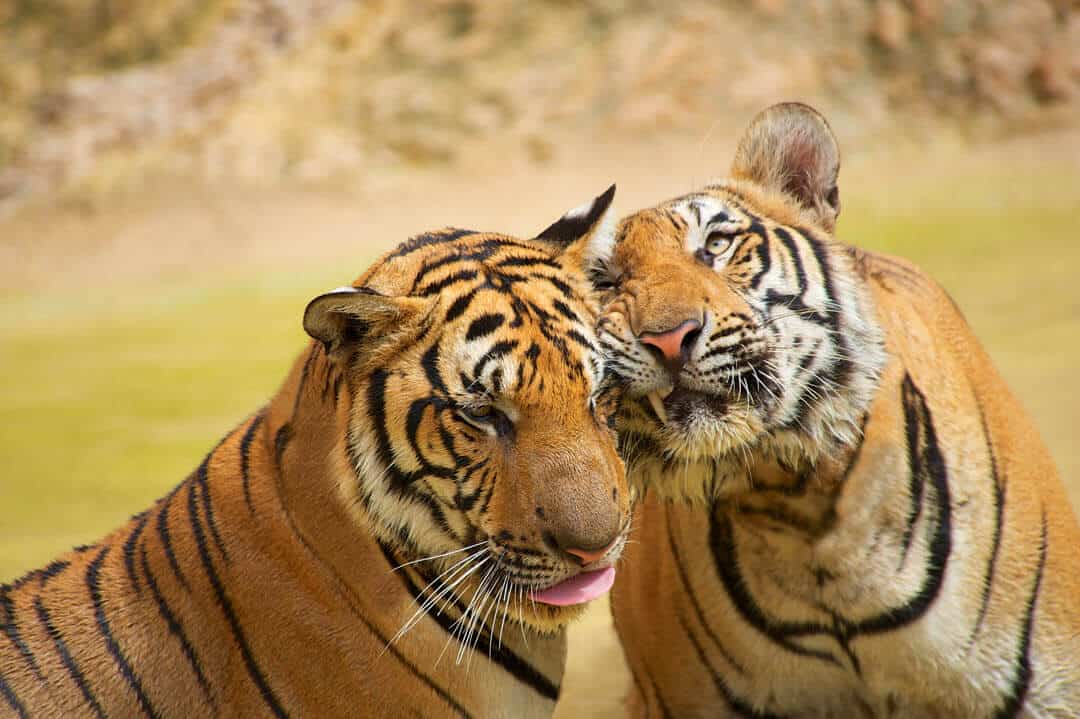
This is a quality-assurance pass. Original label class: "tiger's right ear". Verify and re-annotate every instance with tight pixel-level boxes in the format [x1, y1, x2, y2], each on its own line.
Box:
[533, 184, 617, 271]
[303, 286, 435, 360]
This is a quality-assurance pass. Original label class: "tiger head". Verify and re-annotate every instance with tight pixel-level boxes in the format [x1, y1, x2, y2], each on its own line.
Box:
[598, 104, 886, 501]
[302, 187, 630, 634]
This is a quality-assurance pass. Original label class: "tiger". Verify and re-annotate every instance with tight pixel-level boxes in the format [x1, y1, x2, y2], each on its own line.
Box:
[597, 103, 1080, 717]
[0, 186, 632, 719]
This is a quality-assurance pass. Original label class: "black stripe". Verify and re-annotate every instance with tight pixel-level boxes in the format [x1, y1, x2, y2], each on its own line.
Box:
[473, 340, 518, 379]
[34, 595, 106, 718]
[194, 454, 228, 562]
[852, 374, 951, 635]
[383, 543, 561, 701]
[155, 485, 190, 591]
[418, 269, 480, 296]
[0, 669, 28, 719]
[387, 228, 475, 260]
[87, 546, 160, 718]
[444, 288, 478, 323]
[289, 528, 472, 718]
[665, 506, 744, 674]
[709, 511, 839, 665]
[240, 413, 265, 514]
[676, 610, 784, 718]
[140, 544, 215, 706]
[187, 481, 289, 718]
[123, 512, 150, 594]
[1, 592, 46, 682]
[466, 313, 505, 341]
[970, 398, 1005, 645]
[993, 509, 1049, 718]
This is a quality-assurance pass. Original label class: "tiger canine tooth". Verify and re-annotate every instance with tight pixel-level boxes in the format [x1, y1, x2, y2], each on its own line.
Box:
[647, 392, 668, 424]
[658, 385, 673, 399]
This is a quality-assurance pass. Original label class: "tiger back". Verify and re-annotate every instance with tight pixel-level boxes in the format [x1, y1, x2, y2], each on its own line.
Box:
[0, 187, 631, 718]
[598, 104, 1080, 717]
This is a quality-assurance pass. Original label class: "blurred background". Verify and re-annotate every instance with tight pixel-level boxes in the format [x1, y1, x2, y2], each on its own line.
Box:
[2, 1, 1078, 716]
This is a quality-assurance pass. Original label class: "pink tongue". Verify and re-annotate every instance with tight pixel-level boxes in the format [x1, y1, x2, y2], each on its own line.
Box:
[529, 567, 616, 606]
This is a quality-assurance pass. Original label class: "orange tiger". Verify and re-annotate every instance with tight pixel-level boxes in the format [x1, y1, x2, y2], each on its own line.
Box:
[598, 104, 1080, 717]
[0, 187, 631, 718]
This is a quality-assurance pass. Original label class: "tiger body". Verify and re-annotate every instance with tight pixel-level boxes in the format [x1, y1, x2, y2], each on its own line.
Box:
[600, 105, 1080, 717]
[1, 189, 631, 719]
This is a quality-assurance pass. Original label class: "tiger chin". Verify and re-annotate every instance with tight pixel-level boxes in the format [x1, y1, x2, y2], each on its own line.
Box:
[0, 187, 631, 718]
[600, 104, 1080, 717]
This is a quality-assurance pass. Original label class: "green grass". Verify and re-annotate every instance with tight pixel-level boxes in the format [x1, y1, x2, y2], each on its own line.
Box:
[1, 185, 1078, 582]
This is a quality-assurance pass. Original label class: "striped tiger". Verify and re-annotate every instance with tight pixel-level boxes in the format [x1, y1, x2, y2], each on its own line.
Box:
[0, 187, 632, 718]
[597, 104, 1080, 717]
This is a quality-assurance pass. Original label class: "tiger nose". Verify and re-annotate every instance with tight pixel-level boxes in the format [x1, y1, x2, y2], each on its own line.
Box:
[564, 537, 618, 566]
[638, 319, 702, 378]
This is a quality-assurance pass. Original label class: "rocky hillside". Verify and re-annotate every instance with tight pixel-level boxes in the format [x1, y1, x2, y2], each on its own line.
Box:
[2, 0, 1077, 211]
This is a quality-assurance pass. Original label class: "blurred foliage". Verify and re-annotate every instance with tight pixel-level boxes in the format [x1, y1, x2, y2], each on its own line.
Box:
[2, 0, 1078, 210]
[0, 0, 230, 167]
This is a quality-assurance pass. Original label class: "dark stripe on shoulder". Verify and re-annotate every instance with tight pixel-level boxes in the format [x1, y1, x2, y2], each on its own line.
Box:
[0, 669, 28, 719]
[194, 454, 228, 563]
[187, 482, 289, 718]
[123, 511, 151, 594]
[852, 373, 952, 634]
[993, 508, 1049, 719]
[140, 544, 215, 706]
[1, 591, 46, 683]
[87, 546, 160, 718]
[240, 413, 265, 514]
[969, 397, 1005, 646]
[156, 484, 190, 592]
[34, 595, 106, 718]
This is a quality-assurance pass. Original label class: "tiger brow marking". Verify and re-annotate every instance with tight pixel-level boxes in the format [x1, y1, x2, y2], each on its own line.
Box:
[139, 543, 215, 706]
[87, 545, 161, 718]
[33, 595, 106, 718]
[187, 480, 290, 718]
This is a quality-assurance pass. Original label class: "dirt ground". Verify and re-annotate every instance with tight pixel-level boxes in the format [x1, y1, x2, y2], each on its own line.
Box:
[2, 130, 1078, 718]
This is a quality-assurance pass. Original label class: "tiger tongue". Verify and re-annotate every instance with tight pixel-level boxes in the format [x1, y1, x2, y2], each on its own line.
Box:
[529, 567, 616, 606]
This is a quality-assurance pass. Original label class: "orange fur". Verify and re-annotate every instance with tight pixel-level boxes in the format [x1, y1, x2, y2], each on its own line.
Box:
[600, 104, 1080, 717]
[0, 190, 631, 718]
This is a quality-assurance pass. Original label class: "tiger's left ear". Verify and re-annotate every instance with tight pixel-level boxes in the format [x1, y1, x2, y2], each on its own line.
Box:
[533, 184, 617, 270]
[730, 103, 841, 232]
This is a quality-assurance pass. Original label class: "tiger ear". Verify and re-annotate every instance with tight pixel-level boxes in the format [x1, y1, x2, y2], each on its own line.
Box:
[303, 286, 435, 359]
[730, 103, 841, 231]
[533, 184, 617, 270]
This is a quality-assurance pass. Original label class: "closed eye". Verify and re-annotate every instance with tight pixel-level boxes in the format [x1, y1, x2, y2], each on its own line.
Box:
[456, 404, 514, 438]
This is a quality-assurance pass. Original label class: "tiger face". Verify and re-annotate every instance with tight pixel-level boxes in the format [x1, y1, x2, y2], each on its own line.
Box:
[305, 187, 630, 635]
[598, 104, 885, 499]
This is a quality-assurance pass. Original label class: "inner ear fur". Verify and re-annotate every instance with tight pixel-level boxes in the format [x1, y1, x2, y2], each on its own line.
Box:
[303, 287, 436, 360]
[533, 183, 617, 271]
[730, 102, 841, 231]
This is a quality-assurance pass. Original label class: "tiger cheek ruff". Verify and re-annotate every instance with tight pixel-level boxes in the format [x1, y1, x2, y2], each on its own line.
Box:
[601, 103, 1080, 717]
[0, 186, 633, 718]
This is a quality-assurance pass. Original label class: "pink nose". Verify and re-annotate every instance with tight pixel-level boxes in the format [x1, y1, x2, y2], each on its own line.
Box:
[564, 538, 618, 566]
[638, 319, 702, 377]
